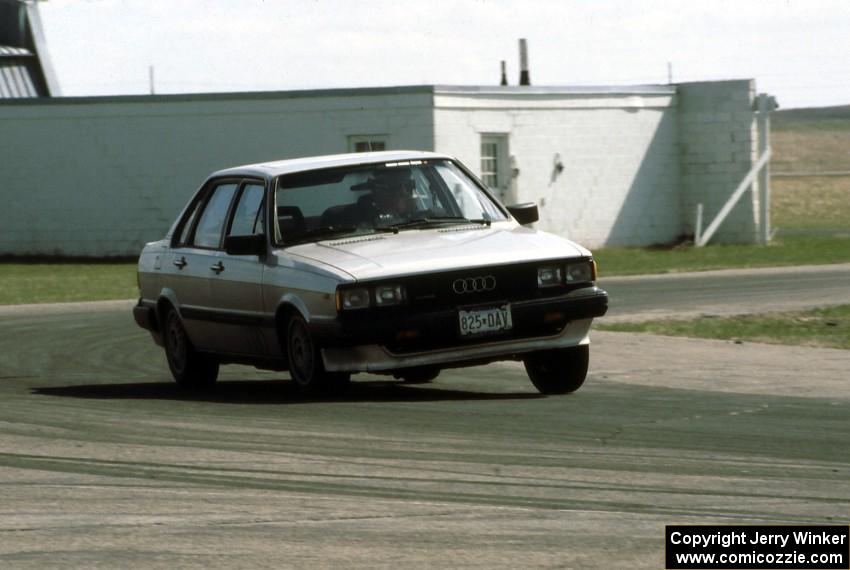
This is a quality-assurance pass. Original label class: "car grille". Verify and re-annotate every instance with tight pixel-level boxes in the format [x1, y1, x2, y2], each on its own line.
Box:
[400, 259, 586, 310]
[337, 258, 594, 354]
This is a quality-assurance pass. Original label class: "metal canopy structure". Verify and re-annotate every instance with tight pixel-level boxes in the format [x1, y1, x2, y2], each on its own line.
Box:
[0, 0, 59, 98]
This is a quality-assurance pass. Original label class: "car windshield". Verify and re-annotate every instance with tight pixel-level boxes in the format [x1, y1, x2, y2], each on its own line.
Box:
[273, 159, 507, 244]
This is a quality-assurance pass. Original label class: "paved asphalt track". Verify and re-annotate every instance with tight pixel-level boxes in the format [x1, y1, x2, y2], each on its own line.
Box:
[0, 265, 848, 568]
[600, 262, 850, 322]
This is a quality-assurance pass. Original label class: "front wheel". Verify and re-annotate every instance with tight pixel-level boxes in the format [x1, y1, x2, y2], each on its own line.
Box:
[163, 307, 219, 389]
[286, 315, 350, 394]
[523, 345, 589, 395]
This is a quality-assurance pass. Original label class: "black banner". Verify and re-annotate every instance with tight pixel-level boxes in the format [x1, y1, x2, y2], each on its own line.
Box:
[666, 525, 849, 569]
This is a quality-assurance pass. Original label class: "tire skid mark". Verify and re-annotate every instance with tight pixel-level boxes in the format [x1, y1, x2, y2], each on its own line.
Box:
[0, 451, 846, 516]
[598, 403, 772, 445]
[0, 450, 816, 519]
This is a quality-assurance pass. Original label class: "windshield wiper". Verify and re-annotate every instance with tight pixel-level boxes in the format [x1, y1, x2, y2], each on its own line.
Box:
[285, 225, 360, 243]
[376, 216, 491, 232]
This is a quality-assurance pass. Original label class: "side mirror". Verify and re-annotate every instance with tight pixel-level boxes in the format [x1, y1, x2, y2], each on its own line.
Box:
[224, 234, 266, 256]
[507, 202, 539, 225]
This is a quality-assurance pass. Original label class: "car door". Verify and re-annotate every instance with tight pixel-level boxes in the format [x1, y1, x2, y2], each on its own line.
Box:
[205, 179, 268, 355]
[163, 180, 239, 351]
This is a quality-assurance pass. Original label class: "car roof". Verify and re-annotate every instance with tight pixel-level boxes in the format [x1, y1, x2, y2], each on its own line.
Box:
[210, 150, 454, 180]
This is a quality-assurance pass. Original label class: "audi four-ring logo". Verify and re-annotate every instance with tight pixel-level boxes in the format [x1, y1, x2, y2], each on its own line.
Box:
[452, 276, 497, 294]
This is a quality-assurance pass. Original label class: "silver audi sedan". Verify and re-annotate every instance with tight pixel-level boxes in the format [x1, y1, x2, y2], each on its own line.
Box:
[134, 151, 608, 394]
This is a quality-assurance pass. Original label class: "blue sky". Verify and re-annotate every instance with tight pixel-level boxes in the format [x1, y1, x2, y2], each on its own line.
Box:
[38, 0, 850, 109]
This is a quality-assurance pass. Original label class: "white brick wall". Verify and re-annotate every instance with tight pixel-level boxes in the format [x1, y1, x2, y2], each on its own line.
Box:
[0, 88, 435, 256]
[434, 88, 681, 247]
[677, 80, 759, 244]
[0, 81, 761, 256]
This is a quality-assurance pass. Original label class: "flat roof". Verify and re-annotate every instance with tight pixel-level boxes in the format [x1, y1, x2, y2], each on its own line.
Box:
[0, 83, 677, 106]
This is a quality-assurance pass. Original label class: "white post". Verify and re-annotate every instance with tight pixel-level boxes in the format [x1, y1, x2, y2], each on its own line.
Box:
[757, 94, 771, 244]
[149, 65, 155, 95]
[695, 203, 703, 246]
[695, 149, 771, 247]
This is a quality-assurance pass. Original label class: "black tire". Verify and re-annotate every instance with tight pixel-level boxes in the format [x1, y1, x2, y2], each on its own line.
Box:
[163, 307, 219, 389]
[286, 314, 350, 394]
[398, 367, 440, 384]
[523, 345, 589, 395]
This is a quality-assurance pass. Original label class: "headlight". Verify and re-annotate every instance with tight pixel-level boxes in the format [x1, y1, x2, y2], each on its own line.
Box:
[565, 261, 594, 283]
[339, 287, 370, 310]
[537, 265, 563, 288]
[337, 284, 406, 311]
[374, 284, 405, 306]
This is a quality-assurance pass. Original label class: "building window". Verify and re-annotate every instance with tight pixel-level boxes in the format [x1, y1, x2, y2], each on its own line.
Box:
[349, 135, 387, 153]
[480, 134, 509, 199]
[480, 141, 500, 189]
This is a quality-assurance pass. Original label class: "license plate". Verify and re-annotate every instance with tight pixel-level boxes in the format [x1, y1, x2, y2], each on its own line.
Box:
[458, 304, 513, 336]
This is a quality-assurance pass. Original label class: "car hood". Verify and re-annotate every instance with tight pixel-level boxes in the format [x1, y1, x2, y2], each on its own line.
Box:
[283, 224, 589, 281]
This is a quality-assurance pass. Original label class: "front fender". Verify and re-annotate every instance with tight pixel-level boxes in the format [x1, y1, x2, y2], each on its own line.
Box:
[277, 292, 311, 322]
[274, 292, 342, 347]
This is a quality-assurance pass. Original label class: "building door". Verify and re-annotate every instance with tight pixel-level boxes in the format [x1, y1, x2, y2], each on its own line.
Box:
[480, 134, 510, 203]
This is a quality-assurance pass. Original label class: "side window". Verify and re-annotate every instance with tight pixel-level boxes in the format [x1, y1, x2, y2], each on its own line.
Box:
[176, 198, 203, 246]
[192, 182, 238, 248]
[228, 183, 265, 237]
[434, 162, 506, 221]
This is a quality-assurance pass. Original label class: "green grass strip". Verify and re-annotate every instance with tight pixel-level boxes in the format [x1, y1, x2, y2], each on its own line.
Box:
[594, 234, 850, 277]
[1, 234, 848, 306]
[0, 263, 138, 305]
[599, 305, 850, 350]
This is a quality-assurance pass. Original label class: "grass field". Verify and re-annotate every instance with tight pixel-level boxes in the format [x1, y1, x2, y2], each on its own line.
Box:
[772, 132, 850, 173]
[770, 106, 850, 236]
[771, 105, 850, 172]
[598, 305, 850, 350]
[0, 263, 137, 305]
[770, 106, 850, 233]
[593, 234, 850, 276]
[772, 176, 850, 231]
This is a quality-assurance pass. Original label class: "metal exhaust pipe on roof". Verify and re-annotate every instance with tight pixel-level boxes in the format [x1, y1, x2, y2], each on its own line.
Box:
[519, 38, 530, 86]
[500, 60, 508, 86]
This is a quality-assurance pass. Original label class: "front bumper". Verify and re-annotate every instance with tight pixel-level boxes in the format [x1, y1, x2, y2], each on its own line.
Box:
[133, 300, 157, 332]
[133, 299, 164, 346]
[321, 285, 608, 372]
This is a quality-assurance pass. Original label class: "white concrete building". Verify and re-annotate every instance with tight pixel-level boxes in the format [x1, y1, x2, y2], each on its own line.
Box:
[0, 80, 765, 256]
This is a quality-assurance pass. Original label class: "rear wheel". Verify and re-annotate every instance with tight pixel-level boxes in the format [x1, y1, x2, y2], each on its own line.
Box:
[523, 345, 589, 395]
[286, 314, 350, 394]
[163, 307, 219, 389]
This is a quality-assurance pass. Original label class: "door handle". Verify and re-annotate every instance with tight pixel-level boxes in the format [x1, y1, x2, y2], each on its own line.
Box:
[173, 256, 187, 269]
[210, 261, 225, 274]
